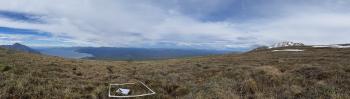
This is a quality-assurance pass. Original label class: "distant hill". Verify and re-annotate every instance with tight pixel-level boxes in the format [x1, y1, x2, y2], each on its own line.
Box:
[337, 43, 350, 46]
[76, 47, 230, 60]
[35, 47, 92, 59]
[0, 43, 41, 54]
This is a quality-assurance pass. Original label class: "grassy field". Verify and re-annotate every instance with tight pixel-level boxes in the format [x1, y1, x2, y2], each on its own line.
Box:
[0, 46, 349, 99]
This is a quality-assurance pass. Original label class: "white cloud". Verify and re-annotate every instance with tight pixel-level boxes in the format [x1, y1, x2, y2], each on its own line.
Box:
[249, 12, 350, 45]
[0, 0, 349, 49]
[0, 0, 249, 49]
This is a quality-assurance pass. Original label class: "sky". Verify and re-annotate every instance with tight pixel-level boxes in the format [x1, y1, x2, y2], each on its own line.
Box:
[0, 0, 349, 50]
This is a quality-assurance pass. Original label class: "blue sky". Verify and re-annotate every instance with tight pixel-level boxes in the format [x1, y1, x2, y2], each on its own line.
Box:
[0, 0, 350, 49]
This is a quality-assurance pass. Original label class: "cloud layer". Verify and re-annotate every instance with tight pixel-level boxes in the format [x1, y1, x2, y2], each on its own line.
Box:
[0, 0, 349, 49]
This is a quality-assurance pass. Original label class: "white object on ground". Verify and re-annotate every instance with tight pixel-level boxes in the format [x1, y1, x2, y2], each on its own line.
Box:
[312, 45, 330, 48]
[272, 49, 304, 52]
[108, 81, 156, 98]
[116, 88, 130, 95]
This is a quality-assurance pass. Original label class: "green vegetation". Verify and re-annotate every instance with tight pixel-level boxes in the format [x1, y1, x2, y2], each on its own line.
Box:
[0, 63, 11, 72]
[0, 46, 349, 98]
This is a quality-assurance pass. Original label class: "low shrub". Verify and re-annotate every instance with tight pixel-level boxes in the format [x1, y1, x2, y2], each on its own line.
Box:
[0, 63, 11, 72]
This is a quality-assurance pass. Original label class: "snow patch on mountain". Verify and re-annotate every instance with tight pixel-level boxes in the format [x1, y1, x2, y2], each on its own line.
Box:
[270, 41, 305, 48]
[312, 44, 350, 48]
[272, 49, 304, 52]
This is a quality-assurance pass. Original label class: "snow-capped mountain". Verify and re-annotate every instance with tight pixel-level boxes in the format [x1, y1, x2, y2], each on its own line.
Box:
[270, 41, 305, 48]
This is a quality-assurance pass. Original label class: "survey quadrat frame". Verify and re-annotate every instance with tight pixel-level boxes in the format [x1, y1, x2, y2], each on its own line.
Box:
[108, 81, 156, 98]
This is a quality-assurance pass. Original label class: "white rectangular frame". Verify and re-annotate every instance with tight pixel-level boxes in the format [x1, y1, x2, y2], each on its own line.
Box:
[108, 81, 156, 98]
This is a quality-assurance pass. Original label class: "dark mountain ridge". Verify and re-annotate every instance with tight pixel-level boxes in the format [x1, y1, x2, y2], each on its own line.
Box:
[0, 43, 41, 54]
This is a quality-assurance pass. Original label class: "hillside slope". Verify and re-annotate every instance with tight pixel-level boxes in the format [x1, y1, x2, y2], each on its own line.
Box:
[0, 46, 349, 98]
[0, 43, 41, 54]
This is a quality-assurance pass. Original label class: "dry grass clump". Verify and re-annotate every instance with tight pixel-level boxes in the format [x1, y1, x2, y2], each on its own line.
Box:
[0, 46, 350, 98]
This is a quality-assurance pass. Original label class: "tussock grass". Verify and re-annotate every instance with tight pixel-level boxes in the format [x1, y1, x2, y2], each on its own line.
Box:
[0, 46, 349, 98]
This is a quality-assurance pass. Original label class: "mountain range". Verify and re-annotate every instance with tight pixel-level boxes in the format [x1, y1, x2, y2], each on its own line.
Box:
[35, 46, 232, 60]
[76, 47, 230, 60]
[0, 43, 233, 60]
